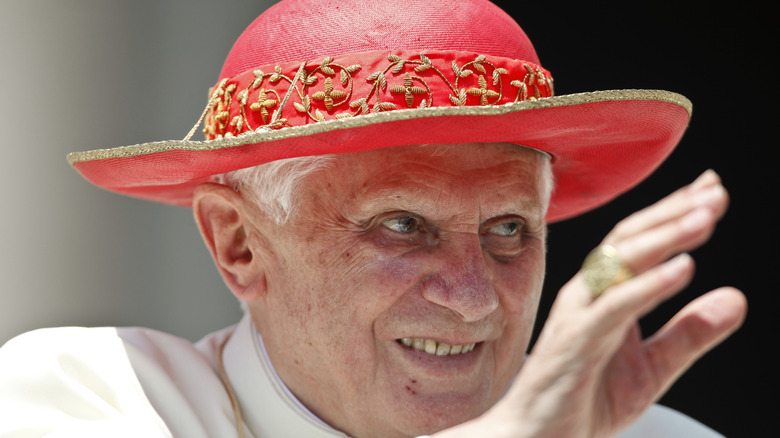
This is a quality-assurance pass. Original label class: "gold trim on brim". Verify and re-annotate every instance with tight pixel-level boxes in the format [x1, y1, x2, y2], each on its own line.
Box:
[67, 89, 691, 165]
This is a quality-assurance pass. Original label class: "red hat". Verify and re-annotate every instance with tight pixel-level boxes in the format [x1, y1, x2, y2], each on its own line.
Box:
[67, 0, 691, 223]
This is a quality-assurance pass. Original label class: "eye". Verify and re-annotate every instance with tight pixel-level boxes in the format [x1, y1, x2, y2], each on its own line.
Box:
[481, 217, 526, 259]
[382, 216, 421, 234]
[489, 222, 519, 237]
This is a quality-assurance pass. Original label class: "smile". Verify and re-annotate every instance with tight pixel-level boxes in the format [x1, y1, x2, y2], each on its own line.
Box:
[397, 338, 477, 356]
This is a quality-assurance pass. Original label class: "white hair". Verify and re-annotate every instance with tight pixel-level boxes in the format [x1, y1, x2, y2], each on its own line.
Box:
[215, 145, 554, 225]
[499, 146, 555, 214]
[215, 155, 335, 224]
[537, 153, 555, 214]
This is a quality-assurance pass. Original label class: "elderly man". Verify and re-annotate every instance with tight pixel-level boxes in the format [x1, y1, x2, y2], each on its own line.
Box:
[0, 0, 746, 437]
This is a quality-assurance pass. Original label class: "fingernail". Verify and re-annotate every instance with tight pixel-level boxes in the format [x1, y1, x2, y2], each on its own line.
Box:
[693, 184, 725, 207]
[662, 253, 692, 276]
[692, 169, 718, 188]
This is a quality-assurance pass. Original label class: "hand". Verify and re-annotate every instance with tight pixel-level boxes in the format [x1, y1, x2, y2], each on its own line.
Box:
[436, 170, 747, 438]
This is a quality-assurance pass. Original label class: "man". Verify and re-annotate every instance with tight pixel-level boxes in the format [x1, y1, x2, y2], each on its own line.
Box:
[0, 1, 746, 437]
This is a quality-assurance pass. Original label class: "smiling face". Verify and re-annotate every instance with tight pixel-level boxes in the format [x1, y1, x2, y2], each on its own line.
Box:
[244, 142, 550, 437]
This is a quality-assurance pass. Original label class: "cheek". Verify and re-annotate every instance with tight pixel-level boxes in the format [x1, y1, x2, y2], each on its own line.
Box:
[497, 239, 545, 298]
[493, 245, 546, 339]
[310, 229, 422, 296]
[284, 234, 414, 338]
[374, 256, 422, 289]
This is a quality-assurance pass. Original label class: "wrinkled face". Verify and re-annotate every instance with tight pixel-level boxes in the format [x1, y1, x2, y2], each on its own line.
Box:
[247, 142, 550, 437]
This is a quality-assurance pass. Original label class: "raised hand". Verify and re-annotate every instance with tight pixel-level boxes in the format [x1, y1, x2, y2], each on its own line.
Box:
[437, 170, 747, 438]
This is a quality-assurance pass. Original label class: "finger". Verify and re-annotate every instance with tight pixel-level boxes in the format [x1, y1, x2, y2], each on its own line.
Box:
[554, 250, 693, 339]
[611, 203, 723, 275]
[581, 252, 696, 331]
[605, 170, 728, 245]
[563, 203, 719, 311]
[642, 287, 747, 395]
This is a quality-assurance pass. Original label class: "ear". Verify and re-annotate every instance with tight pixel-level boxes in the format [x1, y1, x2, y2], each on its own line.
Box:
[192, 182, 268, 303]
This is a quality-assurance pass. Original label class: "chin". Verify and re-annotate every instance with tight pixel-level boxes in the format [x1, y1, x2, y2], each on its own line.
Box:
[379, 391, 492, 438]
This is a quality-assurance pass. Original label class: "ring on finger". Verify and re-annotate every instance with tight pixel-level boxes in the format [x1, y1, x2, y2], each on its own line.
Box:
[581, 245, 634, 298]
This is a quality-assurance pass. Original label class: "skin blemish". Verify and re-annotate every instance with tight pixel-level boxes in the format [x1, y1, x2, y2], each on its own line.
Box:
[405, 377, 418, 395]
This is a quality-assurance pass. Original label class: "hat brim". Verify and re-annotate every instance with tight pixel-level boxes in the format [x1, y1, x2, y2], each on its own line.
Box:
[68, 89, 691, 223]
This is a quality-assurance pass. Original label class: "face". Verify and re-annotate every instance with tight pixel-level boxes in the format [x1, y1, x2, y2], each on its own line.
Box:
[244, 142, 549, 437]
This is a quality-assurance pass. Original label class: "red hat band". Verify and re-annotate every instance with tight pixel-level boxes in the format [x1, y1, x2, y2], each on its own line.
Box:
[202, 50, 554, 139]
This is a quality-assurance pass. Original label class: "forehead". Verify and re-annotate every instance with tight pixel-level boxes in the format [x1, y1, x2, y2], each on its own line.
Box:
[303, 142, 549, 220]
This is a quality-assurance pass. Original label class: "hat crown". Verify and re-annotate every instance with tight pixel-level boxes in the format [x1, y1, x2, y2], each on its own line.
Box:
[220, 0, 540, 79]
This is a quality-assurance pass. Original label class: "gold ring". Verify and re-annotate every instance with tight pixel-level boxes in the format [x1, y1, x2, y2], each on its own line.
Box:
[581, 245, 634, 298]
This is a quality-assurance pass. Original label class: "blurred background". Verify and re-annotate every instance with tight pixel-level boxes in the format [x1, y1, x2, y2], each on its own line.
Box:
[1, 1, 774, 436]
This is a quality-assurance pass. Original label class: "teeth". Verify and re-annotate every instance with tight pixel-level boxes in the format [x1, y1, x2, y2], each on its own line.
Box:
[436, 343, 450, 356]
[424, 339, 437, 354]
[399, 338, 477, 356]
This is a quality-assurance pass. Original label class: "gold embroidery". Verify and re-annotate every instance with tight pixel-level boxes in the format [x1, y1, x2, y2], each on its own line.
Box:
[511, 64, 554, 101]
[312, 77, 348, 112]
[390, 73, 429, 108]
[203, 52, 553, 139]
[250, 89, 279, 124]
[467, 75, 500, 105]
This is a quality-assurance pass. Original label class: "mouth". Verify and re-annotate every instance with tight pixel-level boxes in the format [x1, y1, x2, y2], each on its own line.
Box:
[396, 337, 478, 356]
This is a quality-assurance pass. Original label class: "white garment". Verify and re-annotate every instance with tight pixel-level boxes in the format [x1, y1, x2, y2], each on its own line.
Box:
[0, 314, 723, 437]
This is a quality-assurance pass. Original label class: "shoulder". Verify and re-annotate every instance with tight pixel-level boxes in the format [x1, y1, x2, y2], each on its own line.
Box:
[617, 404, 724, 438]
[0, 325, 220, 386]
[0, 324, 240, 437]
[0, 326, 171, 436]
[0, 326, 150, 391]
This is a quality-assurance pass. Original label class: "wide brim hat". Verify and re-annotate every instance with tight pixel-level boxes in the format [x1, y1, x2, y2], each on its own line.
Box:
[67, 0, 692, 223]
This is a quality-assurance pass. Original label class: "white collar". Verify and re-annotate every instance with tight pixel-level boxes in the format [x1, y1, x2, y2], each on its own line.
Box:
[222, 314, 348, 438]
[255, 324, 332, 429]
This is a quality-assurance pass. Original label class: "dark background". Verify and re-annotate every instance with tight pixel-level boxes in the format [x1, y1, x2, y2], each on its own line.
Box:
[493, 1, 774, 436]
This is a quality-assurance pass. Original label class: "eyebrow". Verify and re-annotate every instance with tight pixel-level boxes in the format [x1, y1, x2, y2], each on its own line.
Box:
[351, 181, 545, 225]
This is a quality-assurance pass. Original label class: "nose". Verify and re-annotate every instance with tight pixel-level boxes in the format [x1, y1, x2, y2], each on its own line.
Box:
[420, 233, 499, 322]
